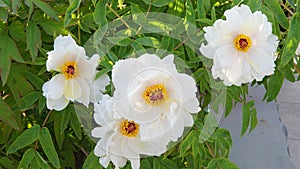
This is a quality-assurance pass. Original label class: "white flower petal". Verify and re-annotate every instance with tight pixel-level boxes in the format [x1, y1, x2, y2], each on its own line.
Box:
[46, 97, 69, 111]
[64, 78, 82, 101]
[42, 74, 65, 99]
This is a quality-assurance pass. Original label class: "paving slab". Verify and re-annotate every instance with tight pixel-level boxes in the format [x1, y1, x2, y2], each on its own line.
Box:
[277, 80, 300, 169]
[220, 85, 294, 169]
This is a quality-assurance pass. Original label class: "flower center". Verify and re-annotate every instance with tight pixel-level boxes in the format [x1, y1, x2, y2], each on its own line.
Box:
[120, 120, 139, 137]
[143, 84, 168, 105]
[63, 62, 77, 79]
[234, 34, 252, 52]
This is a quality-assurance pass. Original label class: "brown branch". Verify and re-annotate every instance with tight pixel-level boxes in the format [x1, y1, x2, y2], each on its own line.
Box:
[34, 110, 53, 150]
[204, 141, 215, 158]
[106, 4, 130, 29]
[280, 2, 294, 16]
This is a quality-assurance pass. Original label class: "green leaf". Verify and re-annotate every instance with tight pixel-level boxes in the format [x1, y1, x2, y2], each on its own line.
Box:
[264, 69, 284, 102]
[0, 33, 23, 85]
[142, 0, 175, 7]
[38, 95, 46, 114]
[39, 20, 70, 36]
[64, 0, 81, 27]
[135, 37, 160, 48]
[7, 125, 40, 154]
[54, 111, 65, 149]
[8, 21, 26, 42]
[247, 0, 262, 11]
[249, 108, 258, 133]
[140, 159, 152, 169]
[39, 127, 60, 168]
[197, 0, 206, 19]
[61, 106, 71, 134]
[0, 95, 19, 130]
[82, 151, 101, 169]
[94, 1, 107, 27]
[0, 8, 8, 22]
[18, 91, 41, 111]
[280, 13, 300, 68]
[205, 158, 238, 169]
[35, 151, 52, 169]
[32, 0, 59, 21]
[0, 157, 16, 169]
[241, 103, 250, 136]
[25, 70, 44, 90]
[70, 109, 82, 140]
[199, 113, 218, 143]
[180, 130, 196, 156]
[265, 0, 289, 29]
[26, 21, 41, 61]
[18, 148, 35, 169]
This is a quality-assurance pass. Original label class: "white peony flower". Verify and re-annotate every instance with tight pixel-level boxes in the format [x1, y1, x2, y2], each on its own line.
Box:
[112, 54, 200, 142]
[199, 5, 278, 86]
[42, 35, 109, 111]
[296, 43, 300, 55]
[92, 95, 169, 169]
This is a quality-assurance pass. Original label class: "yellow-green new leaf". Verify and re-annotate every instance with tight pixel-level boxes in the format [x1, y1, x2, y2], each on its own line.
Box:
[64, 0, 81, 27]
[39, 127, 60, 168]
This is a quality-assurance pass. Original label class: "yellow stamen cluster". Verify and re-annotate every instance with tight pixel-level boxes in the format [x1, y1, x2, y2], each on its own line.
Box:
[62, 62, 77, 79]
[143, 84, 168, 105]
[233, 34, 252, 52]
[120, 120, 139, 137]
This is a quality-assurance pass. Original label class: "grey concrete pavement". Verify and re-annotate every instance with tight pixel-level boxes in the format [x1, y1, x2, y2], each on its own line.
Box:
[277, 80, 300, 169]
[220, 85, 295, 169]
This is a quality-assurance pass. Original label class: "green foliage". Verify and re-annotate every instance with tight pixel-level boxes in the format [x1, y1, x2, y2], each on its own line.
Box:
[0, 0, 298, 169]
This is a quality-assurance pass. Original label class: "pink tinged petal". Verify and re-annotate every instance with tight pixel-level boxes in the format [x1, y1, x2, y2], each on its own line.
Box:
[46, 97, 69, 111]
[296, 43, 300, 55]
[64, 78, 82, 101]
[42, 74, 65, 99]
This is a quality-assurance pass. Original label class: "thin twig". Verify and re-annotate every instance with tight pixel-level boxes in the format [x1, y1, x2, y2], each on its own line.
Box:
[106, 4, 130, 29]
[34, 110, 53, 150]
[294, 63, 300, 75]
[77, 8, 81, 44]
[79, 145, 89, 157]
[204, 142, 215, 158]
[173, 37, 190, 50]
[136, 3, 152, 35]
[280, 2, 294, 16]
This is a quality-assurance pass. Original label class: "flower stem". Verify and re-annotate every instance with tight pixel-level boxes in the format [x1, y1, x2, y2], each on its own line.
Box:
[204, 141, 215, 158]
[34, 110, 52, 150]
[106, 3, 130, 29]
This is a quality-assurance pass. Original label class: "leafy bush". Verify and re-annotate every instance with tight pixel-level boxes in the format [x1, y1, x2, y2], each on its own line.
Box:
[0, 0, 299, 168]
